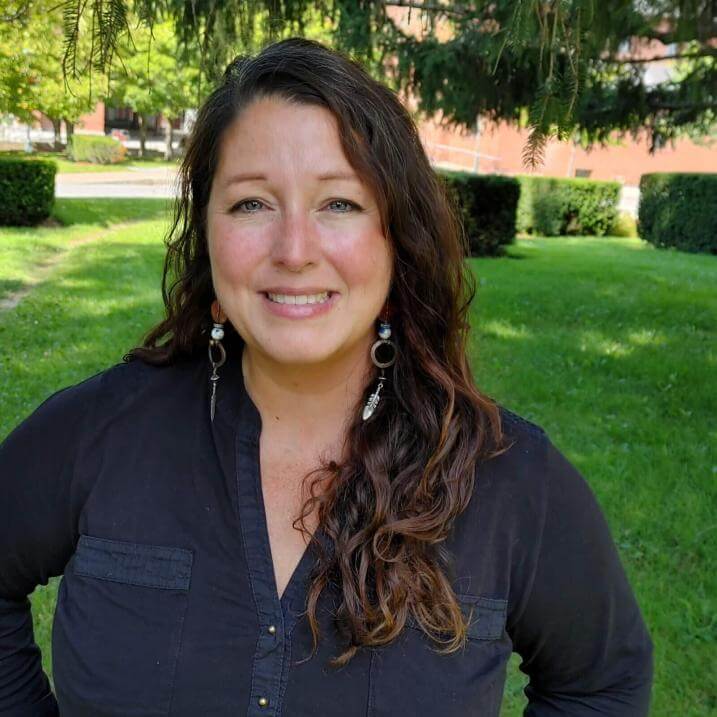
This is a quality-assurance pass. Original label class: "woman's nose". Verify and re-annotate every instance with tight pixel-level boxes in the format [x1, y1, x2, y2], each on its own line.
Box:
[270, 208, 320, 270]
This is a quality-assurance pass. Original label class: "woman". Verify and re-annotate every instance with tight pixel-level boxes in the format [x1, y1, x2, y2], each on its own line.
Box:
[0, 38, 652, 716]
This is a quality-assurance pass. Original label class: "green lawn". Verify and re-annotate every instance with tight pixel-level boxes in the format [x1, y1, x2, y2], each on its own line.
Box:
[0, 204, 715, 715]
[0, 150, 180, 173]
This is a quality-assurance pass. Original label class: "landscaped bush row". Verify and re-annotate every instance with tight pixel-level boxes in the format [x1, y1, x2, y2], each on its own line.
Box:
[67, 135, 126, 164]
[638, 173, 717, 254]
[517, 176, 621, 236]
[0, 158, 56, 226]
[438, 170, 520, 256]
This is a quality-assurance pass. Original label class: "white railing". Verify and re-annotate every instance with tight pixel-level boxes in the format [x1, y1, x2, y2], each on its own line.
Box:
[423, 140, 501, 173]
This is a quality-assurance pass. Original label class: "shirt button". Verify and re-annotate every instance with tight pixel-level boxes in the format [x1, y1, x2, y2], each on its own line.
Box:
[267, 625, 277, 635]
[258, 696, 269, 707]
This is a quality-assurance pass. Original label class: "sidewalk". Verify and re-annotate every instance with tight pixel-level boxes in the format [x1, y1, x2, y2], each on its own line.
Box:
[56, 167, 178, 198]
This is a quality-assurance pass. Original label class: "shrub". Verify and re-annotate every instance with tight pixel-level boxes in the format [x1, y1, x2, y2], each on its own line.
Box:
[437, 170, 520, 256]
[638, 173, 717, 254]
[610, 211, 638, 238]
[67, 135, 127, 164]
[0, 158, 56, 226]
[533, 191, 565, 236]
[517, 176, 621, 236]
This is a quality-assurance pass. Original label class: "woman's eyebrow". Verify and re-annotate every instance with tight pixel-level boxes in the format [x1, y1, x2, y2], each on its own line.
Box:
[223, 170, 361, 186]
[315, 171, 361, 183]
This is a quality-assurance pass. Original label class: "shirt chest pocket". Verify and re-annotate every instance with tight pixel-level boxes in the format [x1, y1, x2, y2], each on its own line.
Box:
[368, 595, 511, 717]
[52, 534, 193, 717]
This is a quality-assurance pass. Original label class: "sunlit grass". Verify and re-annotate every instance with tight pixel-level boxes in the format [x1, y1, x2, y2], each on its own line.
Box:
[469, 236, 716, 717]
[0, 199, 170, 302]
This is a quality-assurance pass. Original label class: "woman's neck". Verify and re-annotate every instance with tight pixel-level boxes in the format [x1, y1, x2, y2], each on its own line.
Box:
[240, 340, 373, 448]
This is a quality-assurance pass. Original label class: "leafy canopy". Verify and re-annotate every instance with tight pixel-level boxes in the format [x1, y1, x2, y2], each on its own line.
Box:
[14, 0, 717, 165]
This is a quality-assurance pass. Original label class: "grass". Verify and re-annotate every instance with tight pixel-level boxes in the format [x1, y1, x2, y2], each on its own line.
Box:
[0, 209, 715, 714]
[469, 237, 716, 716]
[0, 150, 180, 174]
[0, 199, 171, 302]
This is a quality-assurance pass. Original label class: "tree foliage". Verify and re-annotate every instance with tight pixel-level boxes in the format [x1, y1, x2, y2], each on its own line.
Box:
[0, 0, 97, 129]
[107, 20, 198, 120]
[36, 1, 717, 163]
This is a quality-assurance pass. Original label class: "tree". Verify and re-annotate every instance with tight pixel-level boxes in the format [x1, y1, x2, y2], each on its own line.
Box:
[0, 0, 100, 148]
[48, 1, 717, 164]
[107, 19, 198, 157]
[362, 0, 717, 163]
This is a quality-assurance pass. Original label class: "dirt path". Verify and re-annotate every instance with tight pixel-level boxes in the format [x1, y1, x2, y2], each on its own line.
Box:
[0, 223, 141, 312]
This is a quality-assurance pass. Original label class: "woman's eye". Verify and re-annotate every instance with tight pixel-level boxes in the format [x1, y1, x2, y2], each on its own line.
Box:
[327, 199, 359, 212]
[231, 199, 264, 213]
[230, 199, 360, 214]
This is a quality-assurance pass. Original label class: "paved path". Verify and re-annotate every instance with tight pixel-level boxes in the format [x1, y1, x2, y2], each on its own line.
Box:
[55, 167, 178, 198]
[619, 185, 640, 217]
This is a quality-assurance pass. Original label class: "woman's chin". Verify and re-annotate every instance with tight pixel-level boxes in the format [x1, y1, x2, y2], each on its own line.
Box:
[255, 342, 344, 369]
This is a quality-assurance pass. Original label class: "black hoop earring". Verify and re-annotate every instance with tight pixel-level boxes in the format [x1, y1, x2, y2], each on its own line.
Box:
[363, 310, 397, 421]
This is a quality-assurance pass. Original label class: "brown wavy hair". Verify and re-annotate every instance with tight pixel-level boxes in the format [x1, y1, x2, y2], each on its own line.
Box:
[125, 37, 506, 665]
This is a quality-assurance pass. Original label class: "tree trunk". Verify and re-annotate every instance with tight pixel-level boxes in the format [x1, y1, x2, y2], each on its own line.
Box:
[51, 118, 62, 150]
[138, 114, 147, 158]
[164, 120, 174, 160]
[65, 120, 74, 152]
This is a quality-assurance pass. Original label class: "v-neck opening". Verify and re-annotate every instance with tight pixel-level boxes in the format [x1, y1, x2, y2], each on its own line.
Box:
[219, 342, 323, 631]
[254, 425, 320, 612]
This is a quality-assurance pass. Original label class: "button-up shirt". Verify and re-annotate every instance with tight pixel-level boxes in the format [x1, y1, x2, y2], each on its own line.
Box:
[0, 343, 653, 716]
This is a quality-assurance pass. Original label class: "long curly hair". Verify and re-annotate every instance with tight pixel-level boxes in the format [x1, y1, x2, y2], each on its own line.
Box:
[125, 37, 506, 665]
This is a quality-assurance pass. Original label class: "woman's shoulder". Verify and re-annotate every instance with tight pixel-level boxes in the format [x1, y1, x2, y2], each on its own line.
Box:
[4, 354, 204, 443]
[488, 403, 552, 474]
[89, 354, 203, 409]
[471, 403, 600, 537]
[496, 404, 547, 444]
[471, 403, 586, 516]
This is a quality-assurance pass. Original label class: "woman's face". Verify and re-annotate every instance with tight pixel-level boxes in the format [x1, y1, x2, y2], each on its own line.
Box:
[206, 95, 393, 371]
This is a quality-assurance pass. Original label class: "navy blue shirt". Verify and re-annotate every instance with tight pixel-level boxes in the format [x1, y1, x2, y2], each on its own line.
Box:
[0, 345, 653, 716]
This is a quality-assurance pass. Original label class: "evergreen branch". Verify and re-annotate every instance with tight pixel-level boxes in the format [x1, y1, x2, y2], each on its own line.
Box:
[522, 126, 547, 169]
[607, 49, 717, 64]
[492, 0, 524, 74]
[382, 1, 469, 17]
[647, 100, 717, 111]
[62, 0, 88, 82]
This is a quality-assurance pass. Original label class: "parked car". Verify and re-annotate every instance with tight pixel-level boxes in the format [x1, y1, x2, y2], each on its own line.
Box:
[109, 128, 130, 142]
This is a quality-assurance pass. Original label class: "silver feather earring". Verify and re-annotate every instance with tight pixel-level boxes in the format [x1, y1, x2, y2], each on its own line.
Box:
[208, 299, 226, 422]
[363, 304, 397, 421]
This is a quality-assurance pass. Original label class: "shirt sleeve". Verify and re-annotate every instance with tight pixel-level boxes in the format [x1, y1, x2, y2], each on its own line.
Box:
[509, 435, 654, 716]
[0, 374, 101, 716]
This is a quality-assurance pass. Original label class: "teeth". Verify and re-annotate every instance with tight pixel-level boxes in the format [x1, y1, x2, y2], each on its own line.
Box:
[267, 291, 330, 305]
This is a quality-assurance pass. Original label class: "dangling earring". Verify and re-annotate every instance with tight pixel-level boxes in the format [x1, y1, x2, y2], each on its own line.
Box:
[363, 304, 397, 421]
[208, 299, 226, 422]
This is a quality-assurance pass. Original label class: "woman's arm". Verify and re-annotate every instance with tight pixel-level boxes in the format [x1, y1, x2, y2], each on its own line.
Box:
[0, 375, 101, 716]
[508, 436, 654, 716]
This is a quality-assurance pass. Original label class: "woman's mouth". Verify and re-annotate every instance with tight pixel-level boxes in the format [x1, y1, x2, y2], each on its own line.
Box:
[260, 290, 339, 318]
[265, 291, 331, 305]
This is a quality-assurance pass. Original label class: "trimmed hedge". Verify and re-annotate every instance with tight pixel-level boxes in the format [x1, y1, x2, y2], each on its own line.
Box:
[638, 173, 717, 254]
[67, 134, 126, 164]
[438, 170, 520, 256]
[0, 158, 56, 226]
[517, 176, 621, 236]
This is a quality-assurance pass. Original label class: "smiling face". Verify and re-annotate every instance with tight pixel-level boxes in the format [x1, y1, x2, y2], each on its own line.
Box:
[206, 95, 393, 372]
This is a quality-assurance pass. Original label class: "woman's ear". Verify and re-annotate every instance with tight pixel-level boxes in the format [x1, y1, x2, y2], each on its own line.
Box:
[382, 297, 393, 323]
[211, 299, 227, 324]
